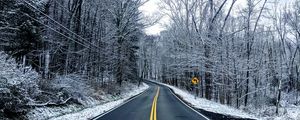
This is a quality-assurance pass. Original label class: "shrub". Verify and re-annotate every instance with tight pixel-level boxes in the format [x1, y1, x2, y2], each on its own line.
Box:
[0, 52, 40, 115]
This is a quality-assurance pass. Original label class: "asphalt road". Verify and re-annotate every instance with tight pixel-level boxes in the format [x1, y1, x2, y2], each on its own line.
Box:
[94, 82, 209, 120]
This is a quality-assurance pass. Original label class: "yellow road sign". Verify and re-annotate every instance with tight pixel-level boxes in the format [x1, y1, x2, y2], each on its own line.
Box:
[191, 77, 199, 85]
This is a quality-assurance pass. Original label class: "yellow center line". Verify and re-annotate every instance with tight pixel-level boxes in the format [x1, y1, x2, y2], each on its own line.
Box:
[150, 87, 160, 120]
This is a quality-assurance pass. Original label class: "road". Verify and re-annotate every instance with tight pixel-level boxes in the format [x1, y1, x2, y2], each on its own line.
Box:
[94, 82, 209, 120]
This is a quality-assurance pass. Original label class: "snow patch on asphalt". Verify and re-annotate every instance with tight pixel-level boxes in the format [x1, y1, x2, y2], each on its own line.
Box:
[150, 80, 257, 119]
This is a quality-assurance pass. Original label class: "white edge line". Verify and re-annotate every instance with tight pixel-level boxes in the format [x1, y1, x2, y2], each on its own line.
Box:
[92, 84, 150, 120]
[148, 80, 210, 120]
[168, 88, 210, 120]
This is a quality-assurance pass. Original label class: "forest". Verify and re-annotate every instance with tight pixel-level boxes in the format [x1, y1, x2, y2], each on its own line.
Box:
[0, 0, 144, 119]
[139, 0, 300, 118]
[0, 0, 300, 119]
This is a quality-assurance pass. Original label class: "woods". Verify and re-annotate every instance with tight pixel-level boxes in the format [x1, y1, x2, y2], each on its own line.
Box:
[1, 0, 300, 119]
[0, 0, 144, 118]
[140, 0, 300, 116]
[0, 0, 143, 85]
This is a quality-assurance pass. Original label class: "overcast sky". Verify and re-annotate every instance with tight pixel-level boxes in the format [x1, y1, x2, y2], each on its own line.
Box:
[140, 0, 292, 35]
[139, 0, 163, 35]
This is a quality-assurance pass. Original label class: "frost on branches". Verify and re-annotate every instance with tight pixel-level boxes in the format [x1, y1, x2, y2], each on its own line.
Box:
[0, 52, 40, 117]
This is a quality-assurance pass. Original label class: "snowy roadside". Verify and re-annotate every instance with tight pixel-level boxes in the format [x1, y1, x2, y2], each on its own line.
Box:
[49, 83, 149, 120]
[263, 105, 300, 120]
[149, 80, 257, 119]
[27, 83, 149, 120]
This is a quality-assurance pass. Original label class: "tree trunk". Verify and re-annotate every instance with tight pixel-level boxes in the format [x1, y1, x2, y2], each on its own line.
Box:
[44, 50, 50, 79]
[276, 79, 282, 115]
[205, 0, 214, 100]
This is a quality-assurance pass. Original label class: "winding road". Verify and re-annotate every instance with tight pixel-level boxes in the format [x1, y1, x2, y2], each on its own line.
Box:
[94, 81, 209, 120]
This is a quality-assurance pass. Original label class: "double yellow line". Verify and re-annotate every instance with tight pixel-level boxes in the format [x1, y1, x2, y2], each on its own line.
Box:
[150, 87, 160, 120]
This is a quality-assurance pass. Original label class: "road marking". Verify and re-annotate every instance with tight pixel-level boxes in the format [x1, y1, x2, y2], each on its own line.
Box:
[147, 80, 210, 120]
[92, 85, 150, 120]
[150, 87, 160, 120]
[154, 87, 159, 120]
[168, 88, 210, 120]
[150, 94, 154, 120]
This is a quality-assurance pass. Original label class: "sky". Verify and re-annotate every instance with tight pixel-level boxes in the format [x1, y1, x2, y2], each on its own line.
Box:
[139, 0, 247, 35]
[139, 0, 165, 35]
[140, 0, 291, 35]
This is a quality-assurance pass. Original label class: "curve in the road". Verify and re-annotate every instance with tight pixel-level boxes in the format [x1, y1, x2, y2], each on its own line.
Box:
[94, 81, 209, 120]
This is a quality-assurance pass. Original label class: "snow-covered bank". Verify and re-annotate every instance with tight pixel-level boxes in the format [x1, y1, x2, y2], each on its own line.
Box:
[259, 105, 300, 120]
[149, 80, 257, 119]
[44, 83, 149, 120]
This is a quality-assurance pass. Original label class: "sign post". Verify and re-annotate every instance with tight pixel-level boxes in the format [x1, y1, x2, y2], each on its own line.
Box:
[191, 77, 200, 99]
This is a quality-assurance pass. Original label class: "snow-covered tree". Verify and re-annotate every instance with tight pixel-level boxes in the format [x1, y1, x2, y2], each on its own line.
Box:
[0, 52, 40, 115]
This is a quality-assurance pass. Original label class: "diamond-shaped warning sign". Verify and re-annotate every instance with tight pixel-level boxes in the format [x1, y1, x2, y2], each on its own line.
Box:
[191, 77, 199, 85]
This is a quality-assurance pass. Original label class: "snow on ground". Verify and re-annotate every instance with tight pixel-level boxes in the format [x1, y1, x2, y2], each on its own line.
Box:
[27, 104, 83, 120]
[272, 106, 300, 120]
[150, 80, 257, 119]
[257, 104, 300, 120]
[47, 83, 149, 120]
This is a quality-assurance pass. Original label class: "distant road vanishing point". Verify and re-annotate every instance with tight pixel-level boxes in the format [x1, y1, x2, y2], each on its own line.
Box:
[93, 81, 209, 120]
